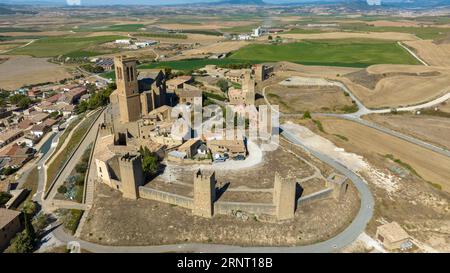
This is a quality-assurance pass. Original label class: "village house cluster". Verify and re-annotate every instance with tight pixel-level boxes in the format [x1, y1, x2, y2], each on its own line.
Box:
[0, 78, 100, 184]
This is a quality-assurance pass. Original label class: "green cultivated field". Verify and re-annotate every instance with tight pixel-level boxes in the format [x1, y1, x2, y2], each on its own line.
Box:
[8, 35, 124, 57]
[73, 24, 145, 32]
[284, 28, 329, 34]
[229, 39, 420, 67]
[221, 24, 261, 34]
[99, 39, 421, 80]
[0, 27, 41, 33]
[139, 58, 261, 71]
[136, 32, 187, 39]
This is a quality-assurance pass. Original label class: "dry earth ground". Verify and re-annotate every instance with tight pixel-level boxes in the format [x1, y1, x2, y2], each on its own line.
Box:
[275, 62, 360, 77]
[361, 156, 450, 252]
[438, 99, 450, 113]
[80, 181, 359, 247]
[315, 117, 450, 192]
[285, 117, 450, 252]
[265, 84, 354, 114]
[341, 64, 450, 109]
[403, 40, 450, 67]
[364, 114, 450, 150]
[0, 55, 71, 90]
[368, 20, 423, 27]
[178, 41, 249, 58]
[266, 64, 450, 109]
[156, 21, 256, 30]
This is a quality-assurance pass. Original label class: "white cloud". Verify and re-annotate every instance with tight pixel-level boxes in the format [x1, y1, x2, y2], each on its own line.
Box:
[67, 0, 81, 5]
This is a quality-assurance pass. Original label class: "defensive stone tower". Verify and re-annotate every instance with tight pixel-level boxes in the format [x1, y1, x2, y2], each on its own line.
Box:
[273, 172, 297, 221]
[114, 56, 142, 123]
[254, 64, 265, 82]
[118, 153, 144, 200]
[193, 169, 216, 218]
[327, 173, 349, 202]
[242, 70, 255, 105]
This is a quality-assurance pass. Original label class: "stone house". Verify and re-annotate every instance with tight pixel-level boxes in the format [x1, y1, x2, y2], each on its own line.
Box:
[0, 208, 23, 252]
[376, 222, 411, 251]
[208, 139, 247, 160]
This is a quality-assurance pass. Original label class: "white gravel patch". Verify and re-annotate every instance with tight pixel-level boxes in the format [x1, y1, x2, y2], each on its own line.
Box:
[283, 122, 400, 195]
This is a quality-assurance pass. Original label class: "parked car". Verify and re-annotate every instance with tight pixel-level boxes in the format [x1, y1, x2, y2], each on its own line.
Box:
[233, 155, 246, 161]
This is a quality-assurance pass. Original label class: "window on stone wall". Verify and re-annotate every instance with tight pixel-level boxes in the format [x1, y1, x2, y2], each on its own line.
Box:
[126, 67, 131, 82]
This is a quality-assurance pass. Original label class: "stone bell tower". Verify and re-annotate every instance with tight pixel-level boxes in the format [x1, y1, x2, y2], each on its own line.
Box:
[114, 56, 142, 123]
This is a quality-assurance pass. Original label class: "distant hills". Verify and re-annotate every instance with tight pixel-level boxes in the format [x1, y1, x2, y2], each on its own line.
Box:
[0, 4, 37, 14]
[0, 0, 449, 8]
[213, 0, 266, 4]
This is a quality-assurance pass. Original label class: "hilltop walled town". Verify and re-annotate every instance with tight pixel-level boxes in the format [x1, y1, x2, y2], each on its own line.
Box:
[1, 1, 450, 254]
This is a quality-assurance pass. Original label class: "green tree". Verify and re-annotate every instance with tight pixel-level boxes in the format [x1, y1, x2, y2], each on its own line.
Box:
[49, 111, 61, 119]
[81, 64, 104, 74]
[23, 212, 36, 243]
[75, 162, 88, 174]
[75, 100, 88, 114]
[139, 146, 158, 176]
[7, 231, 34, 253]
[1, 166, 18, 176]
[32, 213, 49, 234]
[0, 191, 12, 206]
[164, 67, 172, 79]
[74, 175, 85, 186]
[22, 201, 37, 216]
[303, 110, 312, 119]
[216, 79, 229, 93]
[18, 97, 32, 109]
[58, 185, 67, 194]
[9, 94, 25, 104]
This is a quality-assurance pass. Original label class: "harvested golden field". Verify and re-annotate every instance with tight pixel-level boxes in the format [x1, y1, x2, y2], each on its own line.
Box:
[0, 55, 71, 90]
[365, 64, 440, 74]
[157, 21, 255, 30]
[341, 65, 450, 108]
[318, 117, 450, 192]
[439, 99, 450, 113]
[279, 32, 419, 41]
[266, 83, 355, 114]
[3, 31, 73, 37]
[276, 62, 360, 77]
[364, 114, 450, 150]
[368, 20, 422, 27]
[403, 40, 450, 67]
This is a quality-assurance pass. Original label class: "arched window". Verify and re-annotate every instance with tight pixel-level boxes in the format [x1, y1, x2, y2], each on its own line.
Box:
[126, 67, 131, 82]
[130, 67, 134, 81]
